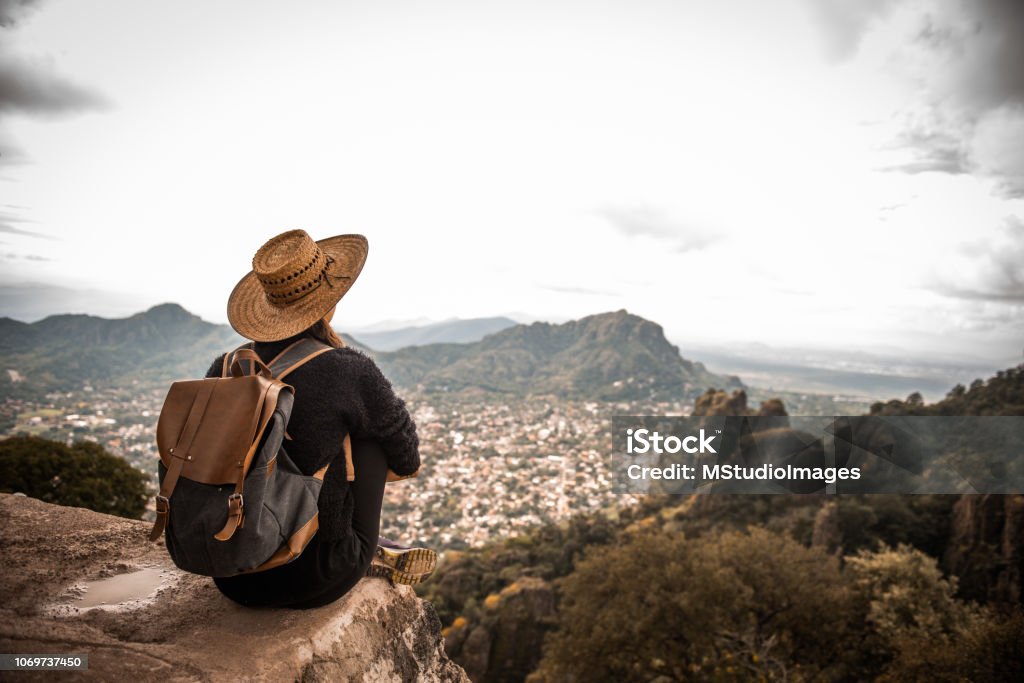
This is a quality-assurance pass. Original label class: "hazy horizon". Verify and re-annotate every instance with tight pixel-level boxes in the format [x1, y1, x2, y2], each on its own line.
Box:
[3, 293, 1017, 372]
[1, 0, 1021, 362]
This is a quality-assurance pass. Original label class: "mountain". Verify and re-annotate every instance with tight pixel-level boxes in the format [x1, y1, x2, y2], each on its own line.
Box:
[0, 304, 243, 396]
[375, 309, 741, 400]
[0, 305, 740, 401]
[347, 317, 518, 351]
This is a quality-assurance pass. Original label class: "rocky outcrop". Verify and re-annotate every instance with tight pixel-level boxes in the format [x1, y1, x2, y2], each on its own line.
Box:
[811, 500, 843, 555]
[444, 577, 556, 683]
[0, 493, 469, 682]
[943, 494, 1024, 604]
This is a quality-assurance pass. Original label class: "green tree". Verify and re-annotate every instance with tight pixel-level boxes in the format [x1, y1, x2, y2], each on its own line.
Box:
[879, 609, 1024, 683]
[846, 543, 974, 644]
[846, 544, 1024, 681]
[535, 528, 855, 682]
[0, 436, 149, 519]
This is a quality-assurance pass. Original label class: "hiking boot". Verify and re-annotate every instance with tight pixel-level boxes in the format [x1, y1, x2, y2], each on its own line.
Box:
[375, 536, 438, 578]
[365, 561, 433, 586]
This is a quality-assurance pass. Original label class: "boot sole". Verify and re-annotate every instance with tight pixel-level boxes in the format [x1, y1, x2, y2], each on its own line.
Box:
[366, 563, 434, 586]
[376, 546, 438, 576]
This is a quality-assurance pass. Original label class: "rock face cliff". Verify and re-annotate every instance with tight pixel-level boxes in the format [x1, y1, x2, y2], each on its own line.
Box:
[944, 494, 1024, 604]
[0, 493, 469, 682]
[443, 577, 556, 683]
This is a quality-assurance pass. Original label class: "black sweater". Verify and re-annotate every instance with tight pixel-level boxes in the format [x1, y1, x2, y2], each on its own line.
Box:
[205, 332, 420, 541]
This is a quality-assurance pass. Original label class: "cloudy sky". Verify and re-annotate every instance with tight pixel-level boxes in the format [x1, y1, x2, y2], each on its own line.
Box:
[1, 0, 1021, 362]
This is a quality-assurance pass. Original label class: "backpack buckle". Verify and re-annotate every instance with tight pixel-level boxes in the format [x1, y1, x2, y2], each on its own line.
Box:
[214, 493, 246, 541]
[149, 495, 171, 542]
[228, 493, 245, 529]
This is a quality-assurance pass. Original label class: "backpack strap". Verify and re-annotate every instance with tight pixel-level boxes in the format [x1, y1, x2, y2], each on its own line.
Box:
[227, 349, 273, 379]
[264, 339, 356, 481]
[214, 338, 354, 509]
[267, 338, 334, 380]
[221, 342, 254, 377]
[149, 379, 218, 542]
[342, 433, 354, 482]
[213, 338, 347, 539]
[214, 380, 288, 541]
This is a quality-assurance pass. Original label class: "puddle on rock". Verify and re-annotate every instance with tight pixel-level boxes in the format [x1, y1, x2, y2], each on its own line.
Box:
[47, 566, 180, 616]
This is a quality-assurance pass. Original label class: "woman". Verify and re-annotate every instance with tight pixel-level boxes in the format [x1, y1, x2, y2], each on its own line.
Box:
[208, 229, 435, 609]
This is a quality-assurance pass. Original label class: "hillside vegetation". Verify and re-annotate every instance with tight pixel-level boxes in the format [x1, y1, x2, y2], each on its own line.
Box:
[422, 365, 1024, 682]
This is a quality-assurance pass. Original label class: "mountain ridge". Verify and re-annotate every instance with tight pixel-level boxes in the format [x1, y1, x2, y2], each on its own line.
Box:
[1, 304, 740, 400]
[375, 309, 741, 400]
[0, 304, 242, 397]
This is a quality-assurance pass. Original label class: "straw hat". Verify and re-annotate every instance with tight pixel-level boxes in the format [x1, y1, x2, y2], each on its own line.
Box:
[227, 229, 368, 342]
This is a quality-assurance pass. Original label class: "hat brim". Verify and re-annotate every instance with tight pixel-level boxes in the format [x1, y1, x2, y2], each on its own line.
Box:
[227, 234, 368, 342]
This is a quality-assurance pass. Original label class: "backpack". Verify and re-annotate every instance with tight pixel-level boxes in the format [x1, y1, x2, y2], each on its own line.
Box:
[148, 338, 347, 577]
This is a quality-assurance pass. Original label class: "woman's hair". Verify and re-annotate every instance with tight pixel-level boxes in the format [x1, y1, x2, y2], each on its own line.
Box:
[304, 318, 344, 348]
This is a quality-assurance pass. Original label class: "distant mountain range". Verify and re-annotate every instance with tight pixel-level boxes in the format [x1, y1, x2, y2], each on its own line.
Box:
[0, 304, 740, 400]
[347, 317, 518, 351]
[684, 342, 1010, 402]
[0, 304, 243, 397]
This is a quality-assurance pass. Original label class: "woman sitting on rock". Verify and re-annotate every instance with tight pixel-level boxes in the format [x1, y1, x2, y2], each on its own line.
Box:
[208, 229, 436, 608]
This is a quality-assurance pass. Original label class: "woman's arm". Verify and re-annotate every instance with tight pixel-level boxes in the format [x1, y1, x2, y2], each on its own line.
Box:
[355, 355, 421, 477]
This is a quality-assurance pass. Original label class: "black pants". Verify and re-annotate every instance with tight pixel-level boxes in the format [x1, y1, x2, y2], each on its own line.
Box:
[213, 439, 389, 609]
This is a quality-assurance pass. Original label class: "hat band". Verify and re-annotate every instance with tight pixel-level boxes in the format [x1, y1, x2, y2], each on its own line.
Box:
[265, 255, 351, 306]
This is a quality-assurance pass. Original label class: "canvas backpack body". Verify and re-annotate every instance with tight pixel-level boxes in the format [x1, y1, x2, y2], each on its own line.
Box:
[149, 338, 342, 577]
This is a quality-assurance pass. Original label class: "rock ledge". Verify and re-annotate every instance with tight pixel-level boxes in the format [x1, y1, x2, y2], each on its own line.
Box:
[0, 493, 469, 682]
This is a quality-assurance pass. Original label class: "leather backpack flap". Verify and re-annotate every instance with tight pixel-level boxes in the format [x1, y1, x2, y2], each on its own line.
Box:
[156, 375, 280, 485]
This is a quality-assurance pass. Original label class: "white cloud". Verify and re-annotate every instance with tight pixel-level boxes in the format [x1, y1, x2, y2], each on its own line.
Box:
[969, 106, 1024, 199]
[0, 0, 1020, 361]
[819, 0, 1024, 197]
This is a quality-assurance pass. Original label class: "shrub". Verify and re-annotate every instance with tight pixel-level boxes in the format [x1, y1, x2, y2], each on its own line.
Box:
[0, 436, 149, 519]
